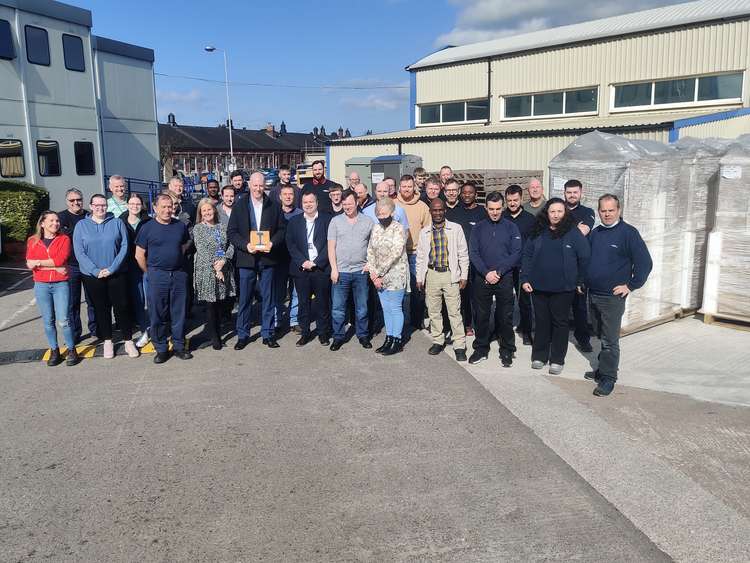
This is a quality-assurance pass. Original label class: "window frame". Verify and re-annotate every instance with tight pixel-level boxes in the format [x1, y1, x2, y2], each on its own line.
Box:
[0, 139, 25, 178]
[36, 140, 62, 177]
[73, 141, 96, 175]
[0, 19, 15, 61]
[62, 33, 85, 72]
[610, 71, 745, 113]
[415, 97, 490, 127]
[24, 25, 50, 66]
[501, 86, 599, 121]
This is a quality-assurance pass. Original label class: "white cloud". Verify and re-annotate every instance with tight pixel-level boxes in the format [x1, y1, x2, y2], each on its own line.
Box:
[437, 0, 689, 47]
[339, 80, 409, 112]
[156, 88, 205, 104]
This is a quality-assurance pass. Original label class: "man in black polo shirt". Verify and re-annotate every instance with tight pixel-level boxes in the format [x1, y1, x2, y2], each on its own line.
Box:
[564, 179, 596, 352]
[135, 193, 192, 363]
[502, 184, 536, 345]
[447, 182, 486, 336]
[302, 160, 334, 214]
[468, 191, 522, 367]
[58, 187, 96, 343]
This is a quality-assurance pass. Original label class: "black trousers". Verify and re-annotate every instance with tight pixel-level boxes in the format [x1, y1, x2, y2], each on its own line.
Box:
[203, 299, 226, 343]
[512, 268, 533, 335]
[293, 269, 332, 337]
[82, 272, 133, 341]
[460, 269, 475, 330]
[572, 289, 591, 344]
[472, 273, 515, 355]
[531, 290, 575, 365]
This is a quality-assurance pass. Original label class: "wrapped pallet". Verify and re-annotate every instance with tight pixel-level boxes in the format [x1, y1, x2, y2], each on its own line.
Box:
[702, 144, 750, 320]
[549, 131, 684, 333]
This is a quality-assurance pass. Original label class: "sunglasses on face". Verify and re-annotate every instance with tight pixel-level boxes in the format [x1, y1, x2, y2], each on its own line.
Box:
[67, 198, 82, 203]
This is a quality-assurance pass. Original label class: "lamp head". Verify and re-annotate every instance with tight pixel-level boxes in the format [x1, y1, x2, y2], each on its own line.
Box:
[204, 45, 216, 52]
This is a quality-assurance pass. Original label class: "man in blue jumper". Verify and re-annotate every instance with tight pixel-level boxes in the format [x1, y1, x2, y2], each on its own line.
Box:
[585, 194, 652, 397]
[468, 191, 522, 367]
[564, 179, 597, 352]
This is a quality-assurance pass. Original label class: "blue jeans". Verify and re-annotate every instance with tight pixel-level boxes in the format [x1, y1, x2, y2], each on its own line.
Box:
[378, 288, 405, 337]
[237, 265, 275, 339]
[274, 263, 298, 328]
[34, 281, 75, 350]
[127, 269, 148, 333]
[148, 269, 188, 353]
[331, 271, 369, 340]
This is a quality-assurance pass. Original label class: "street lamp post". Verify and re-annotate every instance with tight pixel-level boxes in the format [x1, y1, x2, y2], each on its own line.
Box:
[204, 45, 234, 172]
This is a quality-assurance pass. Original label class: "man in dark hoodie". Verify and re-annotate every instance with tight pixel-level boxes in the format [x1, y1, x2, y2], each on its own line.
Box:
[585, 194, 652, 397]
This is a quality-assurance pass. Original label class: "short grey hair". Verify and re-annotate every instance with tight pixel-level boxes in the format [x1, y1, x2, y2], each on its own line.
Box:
[65, 187, 82, 197]
[375, 197, 395, 214]
[109, 175, 125, 184]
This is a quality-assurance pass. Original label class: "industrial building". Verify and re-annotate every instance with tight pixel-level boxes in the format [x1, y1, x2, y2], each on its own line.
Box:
[0, 0, 159, 210]
[327, 0, 750, 187]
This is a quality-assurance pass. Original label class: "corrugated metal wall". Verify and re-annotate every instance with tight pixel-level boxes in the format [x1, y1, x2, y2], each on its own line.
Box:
[415, 61, 487, 104]
[412, 19, 750, 122]
[329, 129, 670, 193]
[678, 113, 750, 138]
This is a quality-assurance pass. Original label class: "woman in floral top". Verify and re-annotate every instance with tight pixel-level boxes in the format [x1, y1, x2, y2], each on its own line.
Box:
[193, 199, 236, 349]
[366, 197, 410, 355]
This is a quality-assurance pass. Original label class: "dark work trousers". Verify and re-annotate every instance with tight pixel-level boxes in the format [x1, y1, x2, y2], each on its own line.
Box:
[472, 273, 516, 356]
[293, 269, 332, 337]
[148, 269, 188, 353]
[572, 289, 591, 345]
[531, 290, 575, 365]
[367, 278, 383, 337]
[67, 263, 96, 343]
[512, 267, 533, 335]
[203, 299, 226, 343]
[460, 266, 475, 330]
[589, 293, 627, 381]
[81, 272, 133, 341]
[184, 253, 195, 314]
[236, 265, 275, 340]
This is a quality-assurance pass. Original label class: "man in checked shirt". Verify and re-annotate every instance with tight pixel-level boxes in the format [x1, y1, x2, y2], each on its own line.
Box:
[415, 199, 470, 362]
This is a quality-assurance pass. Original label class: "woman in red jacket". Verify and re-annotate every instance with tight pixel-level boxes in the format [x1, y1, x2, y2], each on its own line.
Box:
[26, 211, 80, 366]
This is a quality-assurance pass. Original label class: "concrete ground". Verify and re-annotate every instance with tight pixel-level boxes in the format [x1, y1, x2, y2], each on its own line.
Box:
[1, 267, 749, 561]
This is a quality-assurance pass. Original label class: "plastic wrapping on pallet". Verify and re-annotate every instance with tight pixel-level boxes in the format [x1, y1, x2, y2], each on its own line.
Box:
[701, 144, 750, 319]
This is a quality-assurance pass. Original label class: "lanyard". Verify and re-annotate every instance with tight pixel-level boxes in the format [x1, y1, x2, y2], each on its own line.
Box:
[212, 226, 225, 258]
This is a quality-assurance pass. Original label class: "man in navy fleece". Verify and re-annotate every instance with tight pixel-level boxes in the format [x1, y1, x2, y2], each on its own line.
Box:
[585, 194, 652, 397]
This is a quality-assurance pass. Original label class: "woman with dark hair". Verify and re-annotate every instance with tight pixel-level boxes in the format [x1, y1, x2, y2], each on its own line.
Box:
[26, 211, 80, 366]
[521, 197, 590, 375]
[120, 193, 152, 347]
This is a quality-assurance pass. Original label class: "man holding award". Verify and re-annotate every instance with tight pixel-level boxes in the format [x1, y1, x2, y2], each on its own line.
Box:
[228, 172, 286, 349]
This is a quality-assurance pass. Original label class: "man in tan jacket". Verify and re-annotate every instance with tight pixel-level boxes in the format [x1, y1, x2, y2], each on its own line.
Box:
[415, 198, 469, 361]
[397, 174, 431, 331]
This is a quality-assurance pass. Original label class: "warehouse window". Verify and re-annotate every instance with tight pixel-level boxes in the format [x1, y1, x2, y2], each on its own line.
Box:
[62, 34, 85, 72]
[416, 98, 489, 126]
[74, 142, 95, 175]
[0, 139, 25, 178]
[612, 72, 744, 111]
[0, 20, 15, 60]
[37, 141, 61, 176]
[503, 87, 598, 120]
[25, 25, 49, 66]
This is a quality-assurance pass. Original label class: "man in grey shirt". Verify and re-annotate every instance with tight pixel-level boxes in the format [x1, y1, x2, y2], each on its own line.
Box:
[328, 189, 374, 350]
[523, 178, 547, 216]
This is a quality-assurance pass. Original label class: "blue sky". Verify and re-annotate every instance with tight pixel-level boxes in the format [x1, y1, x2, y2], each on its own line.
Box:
[67, 0, 687, 136]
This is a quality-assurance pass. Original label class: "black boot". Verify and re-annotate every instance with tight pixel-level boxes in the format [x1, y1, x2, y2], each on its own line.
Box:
[47, 348, 63, 367]
[375, 336, 393, 354]
[66, 348, 80, 366]
[382, 337, 402, 356]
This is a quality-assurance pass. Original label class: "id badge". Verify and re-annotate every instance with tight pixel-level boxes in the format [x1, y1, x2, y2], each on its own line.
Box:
[308, 242, 314, 250]
[215, 248, 225, 258]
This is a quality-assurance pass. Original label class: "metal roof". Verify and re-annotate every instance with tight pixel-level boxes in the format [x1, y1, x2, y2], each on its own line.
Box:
[408, 0, 750, 70]
[0, 0, 92, 27]
[329, 110, 725, 145]
[158, 123, 330, 153]
[93, 36, 155, 63]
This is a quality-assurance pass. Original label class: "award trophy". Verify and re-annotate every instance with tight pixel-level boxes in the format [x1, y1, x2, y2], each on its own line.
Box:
[250, 230, 270, 250]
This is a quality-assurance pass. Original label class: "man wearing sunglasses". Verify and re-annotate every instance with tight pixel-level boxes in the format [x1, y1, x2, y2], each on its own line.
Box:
[58, 188, 97, 344]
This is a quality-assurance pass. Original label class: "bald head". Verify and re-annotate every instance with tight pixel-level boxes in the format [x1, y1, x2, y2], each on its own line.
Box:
[374, 181, 389, 200]
[528, 178, 544, 202]
[249, 171, 265, 201]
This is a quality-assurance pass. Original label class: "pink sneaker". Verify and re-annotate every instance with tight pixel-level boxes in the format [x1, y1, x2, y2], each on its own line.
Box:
[103, 340, 114, 359]
[123, 340, 139, 358]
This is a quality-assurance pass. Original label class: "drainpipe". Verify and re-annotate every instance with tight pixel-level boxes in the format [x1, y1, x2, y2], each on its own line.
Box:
[486, 58, 492, 126]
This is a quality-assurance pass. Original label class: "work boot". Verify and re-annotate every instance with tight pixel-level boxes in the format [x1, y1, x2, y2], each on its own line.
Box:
[47, 348, 63, 367]
[66, 348, 80, 366]
[593, 377, 616, 397]
[376, 336, 393, 354]
[382, 337, 402, 356]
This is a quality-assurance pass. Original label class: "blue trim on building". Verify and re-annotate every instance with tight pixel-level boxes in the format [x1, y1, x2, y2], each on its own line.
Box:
[669, 107, 750, 142]
[409, 71, 416, 129]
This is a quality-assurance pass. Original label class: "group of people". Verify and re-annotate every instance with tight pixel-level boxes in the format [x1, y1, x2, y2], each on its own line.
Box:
[26, 161, 652, 397]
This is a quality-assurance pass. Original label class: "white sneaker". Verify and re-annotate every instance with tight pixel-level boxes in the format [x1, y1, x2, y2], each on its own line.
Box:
[549, 363, 563, 375]
[103, 340, 114, 359]
[136, 331, 150, 348]
[531, 360, 545, 369]
[124, 340, 140, 358]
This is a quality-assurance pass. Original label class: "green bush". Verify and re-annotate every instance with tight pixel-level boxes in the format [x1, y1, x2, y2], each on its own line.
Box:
[0, 180, 50, 241]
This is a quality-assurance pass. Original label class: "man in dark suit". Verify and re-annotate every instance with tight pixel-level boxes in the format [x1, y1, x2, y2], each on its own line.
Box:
[227, 171, 286, 349]
[285, 190, 333, 347]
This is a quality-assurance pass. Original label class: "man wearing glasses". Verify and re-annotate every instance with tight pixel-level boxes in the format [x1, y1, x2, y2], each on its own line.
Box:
[58, 188, 96, 344]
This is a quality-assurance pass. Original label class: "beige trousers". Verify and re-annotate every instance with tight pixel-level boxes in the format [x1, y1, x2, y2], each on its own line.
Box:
[425, 268, 466, 349]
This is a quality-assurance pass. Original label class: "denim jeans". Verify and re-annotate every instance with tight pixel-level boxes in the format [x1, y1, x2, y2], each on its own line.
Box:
[274, 263, 298, 328]
[590, 293, 627, 381]
[331, 271, 369, 340]
[378, 288, 405, 337]
[237, 265, 275, 339]
[34, 281, 75, 350]
[148, 269, 188, 353]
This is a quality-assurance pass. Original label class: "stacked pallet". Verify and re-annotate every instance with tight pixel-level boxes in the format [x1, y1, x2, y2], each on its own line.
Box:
[431, 169, 543, 204]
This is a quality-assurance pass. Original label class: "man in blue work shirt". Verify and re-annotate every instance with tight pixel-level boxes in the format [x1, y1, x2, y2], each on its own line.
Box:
[468, 191, 522, 367]
[585, 194, 652, 397]
[564, 179, 596, 352]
